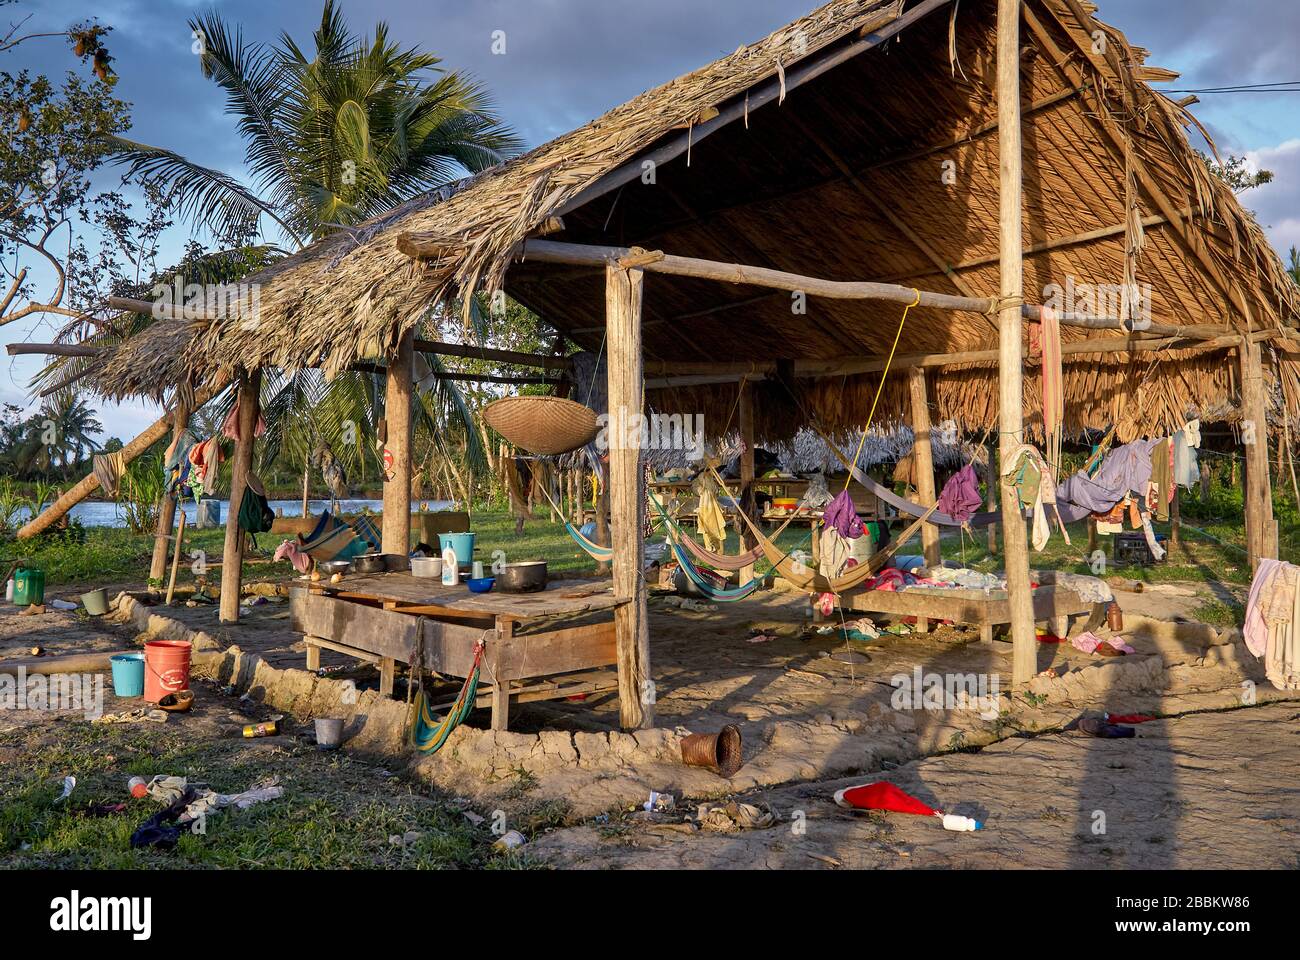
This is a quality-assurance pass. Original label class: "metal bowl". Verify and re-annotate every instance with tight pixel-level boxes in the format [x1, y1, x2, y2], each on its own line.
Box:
[316, 559, 352, 576]
[497, 560, 548, 593]
[352, 553, 387, 575]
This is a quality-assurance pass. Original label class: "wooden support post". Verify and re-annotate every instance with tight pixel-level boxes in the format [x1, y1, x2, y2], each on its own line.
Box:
[382, 329, 415, 555]
[165, 510, 186, 606]
[605, 261, 653, 730]
[1170, 486, 1181, 548]
[1239, 337, 1276, 568]
[996, 0, 1037, 687]
[149, 399, 190, 582]
[986, 443, 998, 554]
[219, 369, 261, 623]
[378, 657, 396, 699]
[305, 639, 321, 673]
[738, 380, 757, 585]
[908, 367, 941, 567]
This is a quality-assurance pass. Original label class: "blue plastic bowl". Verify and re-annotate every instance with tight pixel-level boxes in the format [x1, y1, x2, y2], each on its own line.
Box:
[110, 653, 145, 698]
[466, 576, 495, 593]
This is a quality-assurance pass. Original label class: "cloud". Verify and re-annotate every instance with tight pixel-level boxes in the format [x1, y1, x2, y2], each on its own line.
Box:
[1244, 139, 1300, 258]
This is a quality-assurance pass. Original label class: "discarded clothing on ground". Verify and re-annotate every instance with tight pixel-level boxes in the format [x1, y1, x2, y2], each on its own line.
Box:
[1078, 716, 1136, 739]
[93, 708, 168, 725]
[1070, 631, 1135, 656]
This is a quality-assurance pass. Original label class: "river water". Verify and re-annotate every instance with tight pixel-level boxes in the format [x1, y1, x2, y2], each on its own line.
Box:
[19, 498, 456, 529]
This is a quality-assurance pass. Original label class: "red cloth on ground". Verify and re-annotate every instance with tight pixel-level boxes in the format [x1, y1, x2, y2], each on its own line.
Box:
[1106, 713, 1156, 724]
[835, 782, 936, 817]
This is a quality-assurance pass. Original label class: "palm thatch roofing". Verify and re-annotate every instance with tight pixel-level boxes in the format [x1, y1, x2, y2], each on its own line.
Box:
[94, 0, 1300, 445]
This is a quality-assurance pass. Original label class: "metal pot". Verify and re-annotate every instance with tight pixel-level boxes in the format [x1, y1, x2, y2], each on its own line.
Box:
[496, 561, 548, 593]
[352, 553, 387, 575]
[316, 559, 352, 577]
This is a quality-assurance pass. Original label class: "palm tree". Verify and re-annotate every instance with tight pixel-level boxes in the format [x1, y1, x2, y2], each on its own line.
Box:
[106, 1, 517, 489]
[113, 1, 520, 245]
[40, 392, 104, 470]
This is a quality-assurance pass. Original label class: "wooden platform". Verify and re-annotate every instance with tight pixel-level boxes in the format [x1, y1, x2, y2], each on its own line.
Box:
[835, 582, 1107, 644]
[289, 575, 624, 730]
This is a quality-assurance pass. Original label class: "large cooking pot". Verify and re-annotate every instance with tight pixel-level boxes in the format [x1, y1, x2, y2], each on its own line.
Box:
[496, 561, 548, 593]
[352, 552, 387, 575]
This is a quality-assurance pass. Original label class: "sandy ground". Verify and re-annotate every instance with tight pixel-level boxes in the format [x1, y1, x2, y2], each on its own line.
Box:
[4, 569, 1296, 869]
[531, 701, 1300, 869]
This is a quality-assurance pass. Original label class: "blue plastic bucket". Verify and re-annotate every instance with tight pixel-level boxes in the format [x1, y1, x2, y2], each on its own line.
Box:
[110, 653, 145, 698]
[438, 532, 476, 565]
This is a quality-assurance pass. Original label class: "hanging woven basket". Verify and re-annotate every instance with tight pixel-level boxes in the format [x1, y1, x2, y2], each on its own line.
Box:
[482, 395, 600, 456]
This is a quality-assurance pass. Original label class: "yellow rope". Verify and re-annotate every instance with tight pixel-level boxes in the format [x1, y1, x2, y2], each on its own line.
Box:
[842, 289, 920, 493]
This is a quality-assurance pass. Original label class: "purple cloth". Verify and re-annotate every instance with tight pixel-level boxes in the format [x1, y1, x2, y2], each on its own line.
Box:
[936, 464, 982, 523]
[824, 489, 864, 540]
[1055, 439, 1161, 523]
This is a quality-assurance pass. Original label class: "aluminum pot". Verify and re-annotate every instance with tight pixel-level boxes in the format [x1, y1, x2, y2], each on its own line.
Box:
[496, 561, 548, 593]
[352, 553, 387, 575]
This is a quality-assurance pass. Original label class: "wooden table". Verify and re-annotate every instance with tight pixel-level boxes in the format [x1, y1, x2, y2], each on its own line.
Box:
[289, 574, 625, 730]
[835, 582, 1107, 644]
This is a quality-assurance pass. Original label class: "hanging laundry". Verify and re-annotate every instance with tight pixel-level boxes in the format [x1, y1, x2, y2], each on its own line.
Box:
[936, 463, 982, 524]
[818, 526, 850, 579]
[221, 398, 266, 442]
[1056, 437, 1163, 524]
[1037, 304, 1064, 481]
[274, 539, 312, 574]
[92, 450, 125, 497]
[1001, 444, 1056, 551]
[695, 485, 728, 554]
[823, 488, 864, 539]
[1243, 558, 1300, 690]
[1147, 437, 1173, 521]
[186, 436, 223, 496]
[1173, 428, 1201, 489]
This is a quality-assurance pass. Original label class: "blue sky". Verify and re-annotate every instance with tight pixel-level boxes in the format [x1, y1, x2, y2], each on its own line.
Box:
[4, 0, 1298, 439]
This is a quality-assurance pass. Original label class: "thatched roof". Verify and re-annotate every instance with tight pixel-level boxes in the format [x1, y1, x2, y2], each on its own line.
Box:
[95, 0, 1300, 444]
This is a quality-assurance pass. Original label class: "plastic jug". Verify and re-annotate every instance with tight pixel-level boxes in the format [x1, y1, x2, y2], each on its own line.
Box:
[12, 566, 45, 607]
[441, 544, 459, 586]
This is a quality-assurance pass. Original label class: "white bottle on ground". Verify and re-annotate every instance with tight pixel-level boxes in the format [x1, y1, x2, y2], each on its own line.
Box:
[940, 813, 982, 832]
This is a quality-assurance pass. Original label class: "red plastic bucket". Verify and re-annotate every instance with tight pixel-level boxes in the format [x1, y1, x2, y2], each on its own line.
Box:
[143, 640, 192, 703]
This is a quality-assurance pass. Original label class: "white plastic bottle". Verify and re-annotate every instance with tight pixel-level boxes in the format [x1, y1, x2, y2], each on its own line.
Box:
[441, 544, 459, 586]
[940, 813, 982, 832]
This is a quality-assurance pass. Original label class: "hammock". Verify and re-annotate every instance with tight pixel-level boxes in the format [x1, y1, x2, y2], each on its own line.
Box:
[707, 462, 938, 593]
[648, 487, 802, 572]
[809, 423, 1007, 528]
[299, 511, 372, 562]
[410, 641, 484, 754]
[565, 521, 613, 562]
[668, 538, 765, 602]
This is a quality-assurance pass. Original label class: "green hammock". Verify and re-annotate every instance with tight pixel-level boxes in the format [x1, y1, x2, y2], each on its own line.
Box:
[409, 642, 484, 754]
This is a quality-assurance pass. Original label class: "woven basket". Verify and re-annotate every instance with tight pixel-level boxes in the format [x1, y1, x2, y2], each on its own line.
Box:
[483, 396, 599, 456]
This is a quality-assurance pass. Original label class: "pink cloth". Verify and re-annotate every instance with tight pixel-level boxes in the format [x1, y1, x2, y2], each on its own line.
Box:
[937, 463, 983, 524]
[1071, 631, 1135, 655]
[274, 539, 311, 574]
[823, 489, 864, 540]
[222, 400, 266, 442]
[1244, 557, 1289, 657]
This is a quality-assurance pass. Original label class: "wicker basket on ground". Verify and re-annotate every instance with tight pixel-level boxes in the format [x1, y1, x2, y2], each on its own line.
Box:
[482, 395, 600, 456]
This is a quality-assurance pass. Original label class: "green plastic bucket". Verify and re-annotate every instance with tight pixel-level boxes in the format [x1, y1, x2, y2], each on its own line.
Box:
[81, 588, 109, 616]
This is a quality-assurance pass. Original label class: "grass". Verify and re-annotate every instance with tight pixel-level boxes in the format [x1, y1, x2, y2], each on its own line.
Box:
[0, 717, 525, 870]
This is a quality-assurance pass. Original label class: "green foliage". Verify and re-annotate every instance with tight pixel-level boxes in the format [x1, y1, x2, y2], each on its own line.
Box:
[118, 455, 165, 534]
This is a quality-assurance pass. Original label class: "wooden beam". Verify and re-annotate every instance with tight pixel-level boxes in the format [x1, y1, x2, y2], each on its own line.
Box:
[17, 379, 226, 539]
[6, 342, 100, 358]
[413, 338, 572, 371]
[997, 0, 1037, 688]
[219, 369, 260, 623]
[489, 239, 1231, 339]
[1239, 337, 1276, 568]
[908, 367, 941, 566]
[149, 397, 191, 583]
[382, 329, 415, 555]
[605, 261, 653, 730]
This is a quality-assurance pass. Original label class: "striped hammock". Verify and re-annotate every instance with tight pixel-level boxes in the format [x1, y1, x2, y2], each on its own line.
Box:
[410, 641, 484, 754]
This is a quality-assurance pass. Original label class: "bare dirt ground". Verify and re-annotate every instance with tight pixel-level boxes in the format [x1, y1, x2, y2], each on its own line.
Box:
[4, 571, 1297, 869]
[532, 702, 1300, 869]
